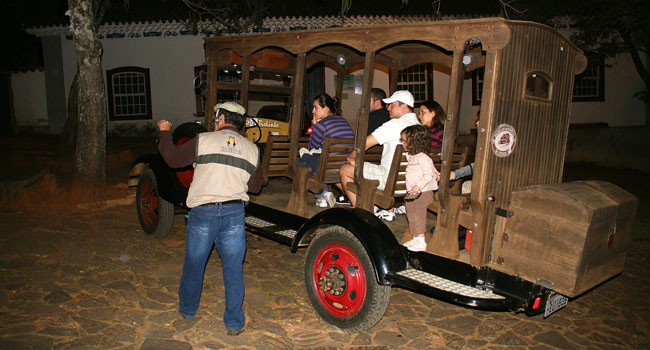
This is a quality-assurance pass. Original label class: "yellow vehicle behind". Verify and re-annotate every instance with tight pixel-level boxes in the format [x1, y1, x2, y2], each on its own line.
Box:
[245, 105, 290, 144]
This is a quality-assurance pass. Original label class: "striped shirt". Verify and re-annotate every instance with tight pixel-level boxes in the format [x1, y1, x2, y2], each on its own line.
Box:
[307, 114, 355, 150]
[429, 126, 444, 147]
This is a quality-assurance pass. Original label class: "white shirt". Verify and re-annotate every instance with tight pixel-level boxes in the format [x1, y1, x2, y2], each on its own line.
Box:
[371, 112, 420, 173]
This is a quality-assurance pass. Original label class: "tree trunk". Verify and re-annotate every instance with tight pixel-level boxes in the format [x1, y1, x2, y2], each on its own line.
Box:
[68, 0, 106, 197]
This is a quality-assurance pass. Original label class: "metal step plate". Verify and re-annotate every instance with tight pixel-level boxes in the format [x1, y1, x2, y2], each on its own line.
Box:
[245, 216, 276, 228]
[395, 269, 505, 300]
[245, 216, 297, 239]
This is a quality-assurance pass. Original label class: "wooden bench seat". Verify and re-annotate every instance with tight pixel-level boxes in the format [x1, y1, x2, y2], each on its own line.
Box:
[287, 137, 356, 216]
[259, 135, 308, 185]
[425, 147, 473, 259]
[427, 145, 473, 228]
[350, 144, 471, 211]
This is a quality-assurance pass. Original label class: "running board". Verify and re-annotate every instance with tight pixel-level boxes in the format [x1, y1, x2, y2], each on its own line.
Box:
[245, 216, 297, 245]
[244, 202, 306, 246]
[386, 269, 520, 310]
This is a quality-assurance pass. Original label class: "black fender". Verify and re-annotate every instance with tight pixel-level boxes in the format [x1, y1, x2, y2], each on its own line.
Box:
[130, 153, 189, 207]
[291, 207, 408, 285]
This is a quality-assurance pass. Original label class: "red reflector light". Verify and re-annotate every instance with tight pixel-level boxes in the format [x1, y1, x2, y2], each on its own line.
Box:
[307, 127, 313, 134]
[532, 297, 541, 310]
[608, 234, 614, 248]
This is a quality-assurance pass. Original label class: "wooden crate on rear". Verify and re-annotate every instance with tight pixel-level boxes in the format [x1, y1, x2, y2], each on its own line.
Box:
[489, 180, 638, 297]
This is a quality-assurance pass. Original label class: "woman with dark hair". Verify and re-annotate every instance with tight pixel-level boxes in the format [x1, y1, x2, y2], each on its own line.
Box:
[417, 100, 446, 147]
[298, 93, 355, 207]
[306, 94, 354, 150]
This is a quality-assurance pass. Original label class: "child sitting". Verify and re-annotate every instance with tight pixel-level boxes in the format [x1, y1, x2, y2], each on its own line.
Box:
[400, 125, 440, 252]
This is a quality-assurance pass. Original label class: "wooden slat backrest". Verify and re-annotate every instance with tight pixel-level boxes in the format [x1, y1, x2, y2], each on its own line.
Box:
[374, 144, 471, 209]
[365, 144, 383, 164]
[307, 137, 355, 193]
[260, 135, 308, 184]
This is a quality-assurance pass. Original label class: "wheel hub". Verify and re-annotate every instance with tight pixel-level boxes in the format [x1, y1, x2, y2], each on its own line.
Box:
[142, 197, 150, 211]
[319, 266, 346, 296]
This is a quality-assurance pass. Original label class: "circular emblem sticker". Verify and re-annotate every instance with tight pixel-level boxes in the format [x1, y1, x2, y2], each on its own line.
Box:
[491, 124, 517, 157]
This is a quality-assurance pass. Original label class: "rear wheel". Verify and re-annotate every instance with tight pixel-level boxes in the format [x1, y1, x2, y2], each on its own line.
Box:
[136, 169, 174, 238]
[304, 227, 391, 332]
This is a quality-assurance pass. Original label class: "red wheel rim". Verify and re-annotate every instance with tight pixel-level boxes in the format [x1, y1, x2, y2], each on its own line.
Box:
[139, 180, 158, 228]
[312, 243, 367, 317]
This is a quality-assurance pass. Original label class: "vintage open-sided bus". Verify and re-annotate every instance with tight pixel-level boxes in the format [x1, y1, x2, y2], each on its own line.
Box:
[130, 17, 638, 332]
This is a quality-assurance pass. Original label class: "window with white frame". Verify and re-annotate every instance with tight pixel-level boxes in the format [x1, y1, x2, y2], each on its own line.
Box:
[573, 59, 604, 102]
[106, 66, 151, 121]
[397, 64, 429, 104]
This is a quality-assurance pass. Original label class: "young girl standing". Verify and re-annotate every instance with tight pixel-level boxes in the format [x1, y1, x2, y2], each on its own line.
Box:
[400, 124, 440, 252]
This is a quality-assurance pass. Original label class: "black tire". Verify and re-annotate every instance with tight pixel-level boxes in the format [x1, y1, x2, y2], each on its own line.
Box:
[172, 122, 207, 145]
[304, 227, 391, 332]
[136, 169, 175, 238]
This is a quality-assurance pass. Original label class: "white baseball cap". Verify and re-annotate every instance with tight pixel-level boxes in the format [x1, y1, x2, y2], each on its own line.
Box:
[382, 90, 414, 108]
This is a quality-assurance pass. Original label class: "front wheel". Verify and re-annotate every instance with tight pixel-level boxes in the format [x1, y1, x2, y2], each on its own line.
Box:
[136, 169, 175, 238]
[304, 227, 391, 332]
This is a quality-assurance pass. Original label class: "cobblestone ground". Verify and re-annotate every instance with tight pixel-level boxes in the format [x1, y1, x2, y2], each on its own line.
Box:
[1, 162, 650, 349]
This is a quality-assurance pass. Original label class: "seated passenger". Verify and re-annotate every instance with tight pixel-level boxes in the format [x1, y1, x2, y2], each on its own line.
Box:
[335, 88, 390, 206]
[297, 93, 355, 207]
[367, 88, 390, 135]
[338, 90, 420, 214]
[417, 100, 446, 147]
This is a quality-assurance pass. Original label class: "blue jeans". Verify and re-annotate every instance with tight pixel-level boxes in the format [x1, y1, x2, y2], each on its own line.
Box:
[179, 202, 246, 331]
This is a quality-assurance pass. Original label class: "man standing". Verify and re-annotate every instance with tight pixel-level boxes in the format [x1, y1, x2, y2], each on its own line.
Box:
[339, 90, 420, 210]
[156, 101, 261, 336]
[367, 88, 390, 135]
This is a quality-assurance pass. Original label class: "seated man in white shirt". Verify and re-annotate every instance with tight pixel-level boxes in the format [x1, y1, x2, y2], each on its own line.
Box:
[338, 90, 420, 219]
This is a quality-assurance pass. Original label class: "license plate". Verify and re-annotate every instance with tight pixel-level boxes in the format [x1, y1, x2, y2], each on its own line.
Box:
[544, 292, 568, 317]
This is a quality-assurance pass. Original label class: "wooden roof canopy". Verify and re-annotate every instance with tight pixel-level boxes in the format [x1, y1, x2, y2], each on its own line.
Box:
[205, 17, 585, 73]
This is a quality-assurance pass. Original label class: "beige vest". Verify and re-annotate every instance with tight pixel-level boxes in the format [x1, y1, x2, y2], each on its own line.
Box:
[186, 129, 259, 208]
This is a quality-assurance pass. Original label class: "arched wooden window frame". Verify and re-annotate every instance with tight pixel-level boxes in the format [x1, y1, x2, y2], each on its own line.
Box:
[106, 66, 152, 121]
[523, 71, 553, 102]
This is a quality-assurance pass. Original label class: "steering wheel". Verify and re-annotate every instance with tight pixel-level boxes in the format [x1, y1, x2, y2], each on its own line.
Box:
[245, 116, 263, 144]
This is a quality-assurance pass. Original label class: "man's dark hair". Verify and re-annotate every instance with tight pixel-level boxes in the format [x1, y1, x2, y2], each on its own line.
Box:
[221, 109, 245, 130]
[371, 88, 387, 108]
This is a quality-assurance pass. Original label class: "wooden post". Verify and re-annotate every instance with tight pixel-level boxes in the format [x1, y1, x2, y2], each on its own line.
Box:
[205, 57, 218, 130]
[288, 53, 306, 178]
[336, 66, 344, 111]
[240, 54, 251, 113]
[389, 66, 398, 95]
[437, 50, 464, 221]
[354, 52, 378, 212]
[429, 50, 463, 257]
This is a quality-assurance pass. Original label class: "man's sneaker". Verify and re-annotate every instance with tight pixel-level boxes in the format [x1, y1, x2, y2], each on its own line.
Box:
[395, 205, 407, 214]
[316, 196, 328, 207]
[323, 192, 335, 208]
[226, 328, 245, 336]
[407, 237, 427, 252]
[335, 195, 351, 206]
[375, 209, 395, 222]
